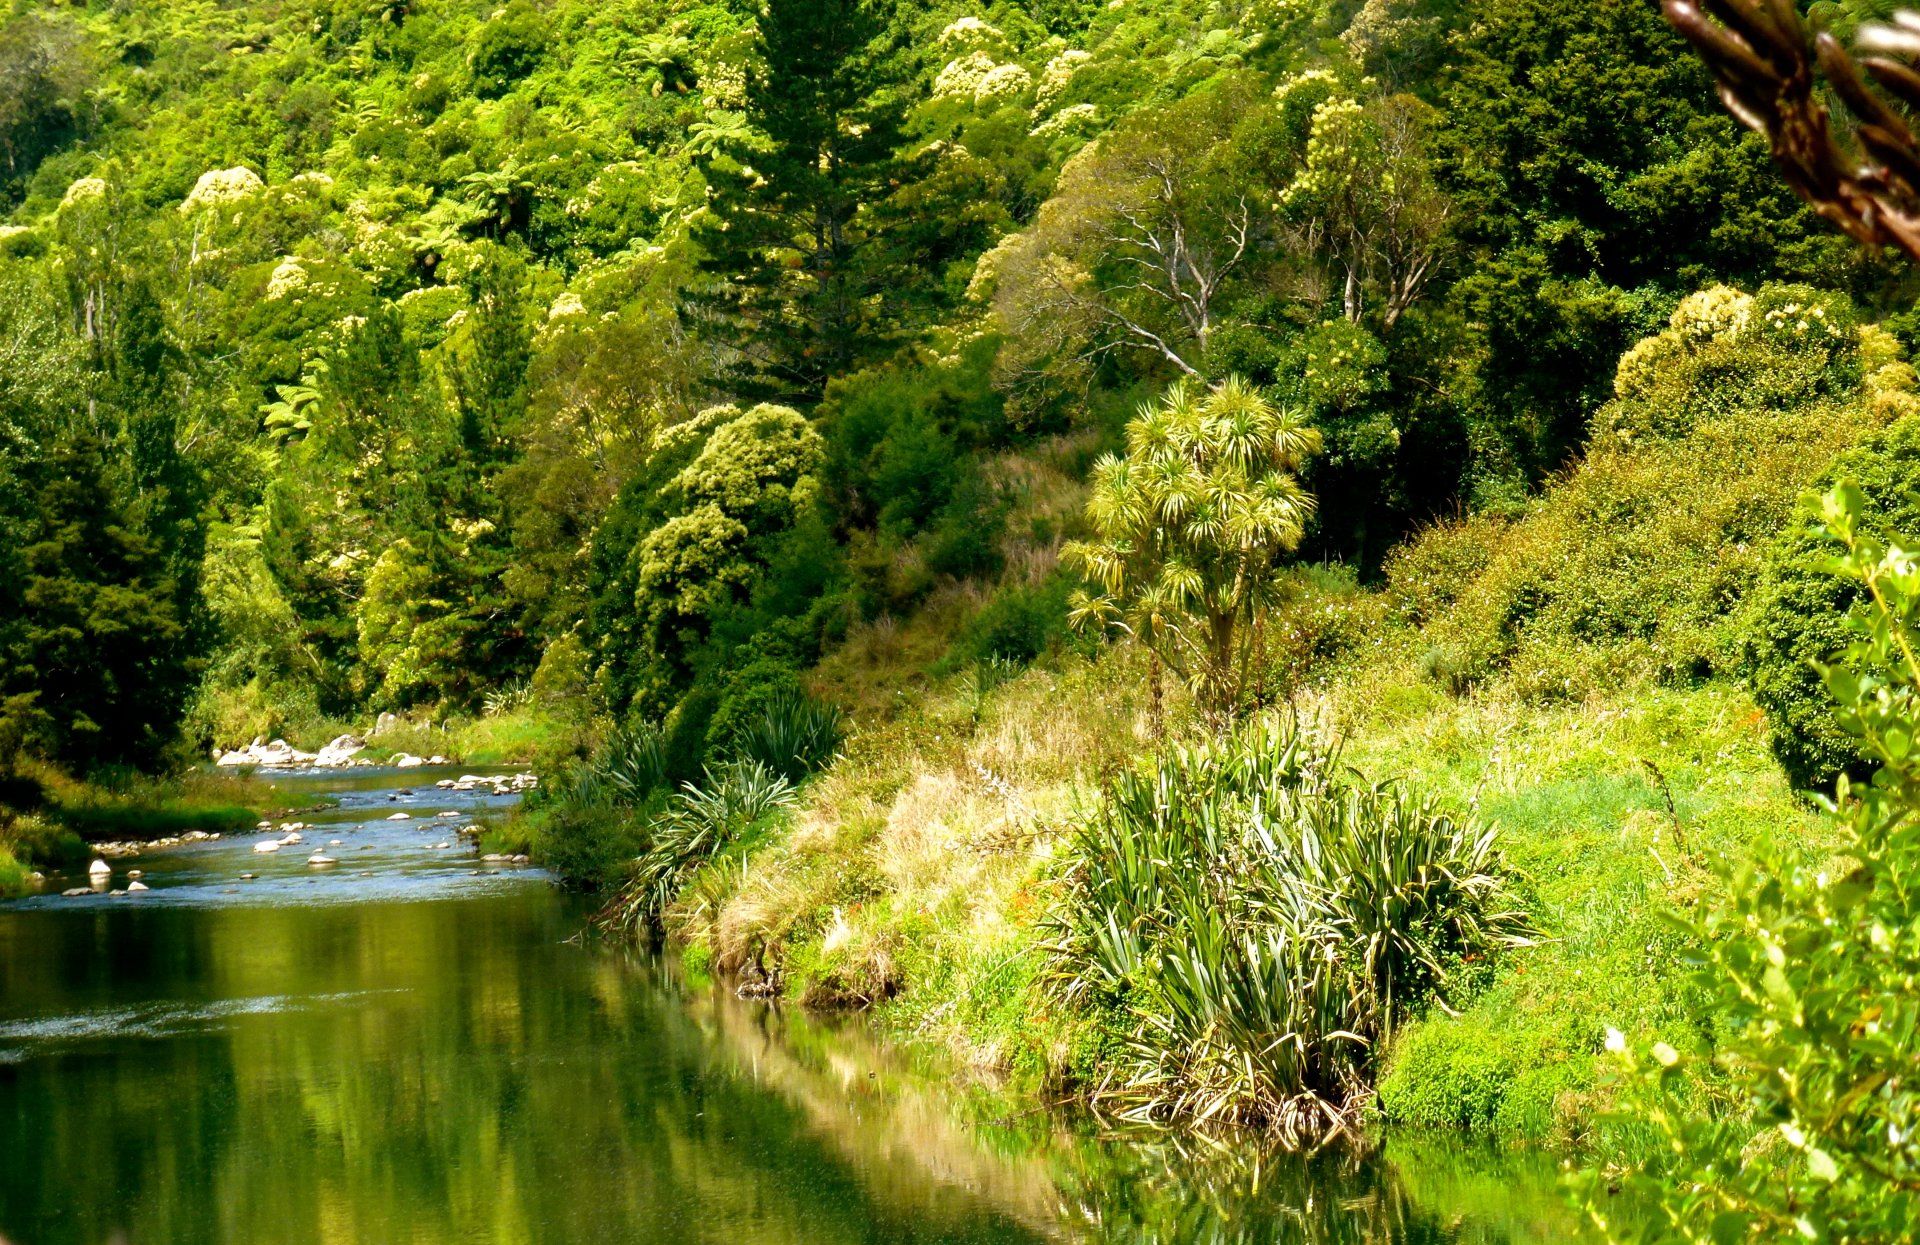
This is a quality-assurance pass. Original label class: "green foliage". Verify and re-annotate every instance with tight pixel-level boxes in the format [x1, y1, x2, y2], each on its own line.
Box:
[1067, 376, 1320, 721]
[732, 691, 843, 782]
[595, 758, 799, 938]
[0, 434, 200, 772]
[960, 575, 1074, 667]
[1394, 284, 1902, 703]
[1744, 414, 1920, 793]
[1051, 715, 1536, 1142]
[689, 0, 933, 401]
[1590, 485, 1920, 1245]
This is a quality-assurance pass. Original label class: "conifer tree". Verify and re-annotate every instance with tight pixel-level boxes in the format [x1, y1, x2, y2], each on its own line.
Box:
[689, 0, 913, 402]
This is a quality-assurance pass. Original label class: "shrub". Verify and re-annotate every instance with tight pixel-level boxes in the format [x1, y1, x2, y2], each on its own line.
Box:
[529, 801, 643, 891]
[1399, 290, 1907, 699]
[1742, 414, 1920, 792]
[732, 692, 842, 781]
[960, 575, 1074, 666]
[1050, 716, 1537, 1142]
[1591, 484, 1920, 1245]
[595, 759, 798, 939]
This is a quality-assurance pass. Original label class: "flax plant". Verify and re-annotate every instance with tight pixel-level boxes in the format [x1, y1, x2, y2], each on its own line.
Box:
[1053, 715, 1537, 1144]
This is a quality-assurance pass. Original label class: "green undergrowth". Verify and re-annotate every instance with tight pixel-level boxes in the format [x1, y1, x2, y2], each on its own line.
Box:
[1344, 677, 1821, 1141]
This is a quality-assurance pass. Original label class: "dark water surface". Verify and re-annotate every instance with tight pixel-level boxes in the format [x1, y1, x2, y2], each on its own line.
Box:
[0, 770, 1593, 1245]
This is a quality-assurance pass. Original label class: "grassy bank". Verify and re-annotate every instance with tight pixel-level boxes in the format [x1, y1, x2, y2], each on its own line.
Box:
[0, 764, 285, 895]
[644, 638, 1814, 1143]
[598, 289, 1908, 1146]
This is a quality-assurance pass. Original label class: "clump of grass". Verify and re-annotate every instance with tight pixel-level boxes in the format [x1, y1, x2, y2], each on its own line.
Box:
[1051, 714, 1537, 1144]
[595, 759, 799, 941]
[732, 692, 842, 781]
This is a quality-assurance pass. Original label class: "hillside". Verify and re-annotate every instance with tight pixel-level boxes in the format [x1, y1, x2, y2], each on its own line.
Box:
[5, 0, 1920, 1219]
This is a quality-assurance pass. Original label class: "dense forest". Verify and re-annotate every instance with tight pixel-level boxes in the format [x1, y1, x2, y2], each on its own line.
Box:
[5, 0, 1920, 1237]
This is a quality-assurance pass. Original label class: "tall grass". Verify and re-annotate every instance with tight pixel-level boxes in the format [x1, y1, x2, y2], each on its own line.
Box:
[1052, 715, 1536, 1144]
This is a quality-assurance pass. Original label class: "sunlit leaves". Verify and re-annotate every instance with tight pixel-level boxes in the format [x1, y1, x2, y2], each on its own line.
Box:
[1065, 376, 1320, 721]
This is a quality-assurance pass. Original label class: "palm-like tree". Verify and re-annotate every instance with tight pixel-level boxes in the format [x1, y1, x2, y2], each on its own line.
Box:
[1066, 376, 1321, 730]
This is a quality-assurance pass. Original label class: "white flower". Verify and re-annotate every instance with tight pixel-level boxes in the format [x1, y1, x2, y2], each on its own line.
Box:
[934, 51, 998, 98]
[938, 16, 1002, 47]
[180, 166, 264, 214]
[60, 177, 108, 210]
[1034, 49, 1091, 112]
[266, 258, 309, 300]
[547, 291, 587, 320]
[975, 62, 1033, 106]
[1604, 1026, 1627, 1053]
[1030, 101, 1099, 138]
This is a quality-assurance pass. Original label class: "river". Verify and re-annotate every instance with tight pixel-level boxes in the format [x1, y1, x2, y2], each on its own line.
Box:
[0, 767, 1597, 1245]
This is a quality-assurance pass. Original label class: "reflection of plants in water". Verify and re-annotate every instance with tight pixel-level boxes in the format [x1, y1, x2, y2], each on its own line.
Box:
[1043, 1129, 1448, 1245]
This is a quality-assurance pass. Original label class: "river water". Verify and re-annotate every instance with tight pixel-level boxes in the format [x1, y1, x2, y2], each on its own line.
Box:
[0, 768, 1597, 1245]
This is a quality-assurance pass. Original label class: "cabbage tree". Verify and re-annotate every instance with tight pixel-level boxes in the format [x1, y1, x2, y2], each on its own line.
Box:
[1066, 376, 1320, 729]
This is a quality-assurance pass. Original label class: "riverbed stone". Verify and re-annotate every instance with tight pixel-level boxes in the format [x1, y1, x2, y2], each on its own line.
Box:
[88, 859, 110, 877]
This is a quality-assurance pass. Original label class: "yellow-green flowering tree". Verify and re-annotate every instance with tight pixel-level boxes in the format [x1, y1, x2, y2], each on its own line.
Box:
[1066, 376, 1320, 728]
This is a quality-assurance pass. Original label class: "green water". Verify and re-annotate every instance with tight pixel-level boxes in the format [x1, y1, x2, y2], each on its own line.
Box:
[0, 771, 1598, 1245]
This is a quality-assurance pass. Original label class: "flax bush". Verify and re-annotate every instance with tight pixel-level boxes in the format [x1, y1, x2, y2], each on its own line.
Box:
[1051, 715, 1536, 1143]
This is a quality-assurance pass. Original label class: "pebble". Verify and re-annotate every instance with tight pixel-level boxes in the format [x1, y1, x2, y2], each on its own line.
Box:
[387, 813, 412, 821]
[127, 880, 149, 892]
[253, 841, 282, 853]
[88, 859, 111, 877]
[62, 887, 91, 897]
[307, 854, 337, 866]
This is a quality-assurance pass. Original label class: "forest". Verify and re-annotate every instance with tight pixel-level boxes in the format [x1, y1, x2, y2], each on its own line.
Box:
[2, 0, 1919, 1238]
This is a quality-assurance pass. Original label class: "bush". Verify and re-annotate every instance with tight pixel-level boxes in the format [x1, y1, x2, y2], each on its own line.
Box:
[1396, 287, 1907, 701]
[595, 758, 798, 939]
[732, 692, 842, 781]
[529, 801, 643, 891]
[959, 575, 1073, 666]
[1591, 485, 1920, 1244]
[1742, 415, 1920, 792]
[1050, 716, 1537, 1142]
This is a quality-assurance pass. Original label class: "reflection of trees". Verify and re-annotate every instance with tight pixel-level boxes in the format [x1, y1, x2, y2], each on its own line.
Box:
[2, 891, 1590, 1245]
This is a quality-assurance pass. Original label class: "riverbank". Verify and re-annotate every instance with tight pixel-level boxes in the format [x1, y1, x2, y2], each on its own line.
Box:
[0, 764, 289, 896]
[635, 605, 1820, 1146]
[0, 761, 1597, 1245]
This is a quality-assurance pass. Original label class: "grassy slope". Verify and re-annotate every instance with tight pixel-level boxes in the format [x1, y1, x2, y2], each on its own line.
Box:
[660, 319, 1910, 1144]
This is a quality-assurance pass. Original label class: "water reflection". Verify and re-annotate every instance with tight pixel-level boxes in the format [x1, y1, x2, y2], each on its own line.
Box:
[684, 987, 1593, 1245]
[0, 806, 1592, 1245]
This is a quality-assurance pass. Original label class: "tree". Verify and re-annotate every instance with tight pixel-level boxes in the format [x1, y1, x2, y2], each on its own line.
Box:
[983, 82, 1265, 386]
[688, 0, 916, 402]
[1066, 377, 1321, 729]
[1280, 92, 1451, 330]
[2, 435, 194, 770]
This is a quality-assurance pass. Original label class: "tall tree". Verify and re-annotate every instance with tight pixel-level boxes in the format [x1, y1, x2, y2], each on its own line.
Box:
[688, 0, 914, 402]
[3, 435, 195, 770]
